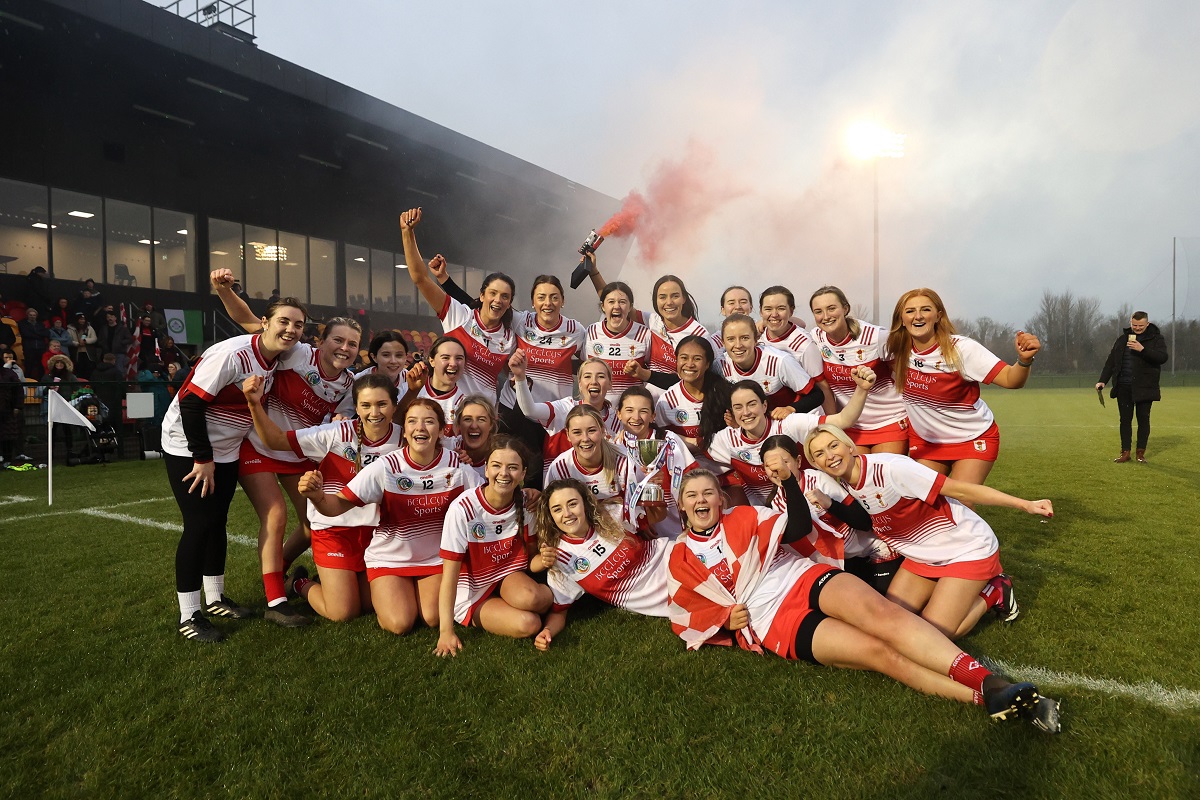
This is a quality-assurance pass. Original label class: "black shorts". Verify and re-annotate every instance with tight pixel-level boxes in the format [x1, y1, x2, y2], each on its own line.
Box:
[792, 568, 843, 665]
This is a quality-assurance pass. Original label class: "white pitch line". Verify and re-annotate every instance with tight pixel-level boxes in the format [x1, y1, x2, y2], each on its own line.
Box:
[2, 496, 173, 525]
[0, 495, 37, 507]
[80, 508, 258, 548]
[985, 658, 1200, 712]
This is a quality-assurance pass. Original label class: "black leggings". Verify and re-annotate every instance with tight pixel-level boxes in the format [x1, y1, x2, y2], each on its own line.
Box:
[165, 454, 240, 593]
[1116, 386, 1153, 450]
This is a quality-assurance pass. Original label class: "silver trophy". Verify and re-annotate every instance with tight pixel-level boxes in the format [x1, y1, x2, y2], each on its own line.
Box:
[634, 439, 667, 507]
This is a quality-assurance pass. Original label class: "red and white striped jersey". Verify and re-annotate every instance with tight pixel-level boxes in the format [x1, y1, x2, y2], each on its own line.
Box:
[415, 381, 467, 438]
[654, 383, 724, 475]
[719, 345, 815, 412]
[760, 323, 825, 382]
[840, 453, 998, 566]
[437, 295, 516, 400]
[585, 319, 651, 405]
[502, 310, 586, 404]
[536, 397, 623, 478]
[636, 311, 717, 373]
[706, 413, 827, 505]
[288, 421, 403, 530]
[896, 336, 1006, 443]
[247, 343, 356, 463]
[344, 447, 482, 572]
[440, 487, 535, 624]
[162, 334, 277, 462]
[545, 448, 635, 525]
[680, 506, 822, 644]
[548, 529, 671, 617]
[812, 323, 907, 431]
[767, 469, 889, 564]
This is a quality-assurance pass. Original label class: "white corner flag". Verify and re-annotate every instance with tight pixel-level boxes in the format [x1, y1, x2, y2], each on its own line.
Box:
[46, 391, 95, 506]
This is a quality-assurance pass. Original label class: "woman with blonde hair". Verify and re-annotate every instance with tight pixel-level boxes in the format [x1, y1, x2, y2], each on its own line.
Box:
[885, 288, 1039, 485]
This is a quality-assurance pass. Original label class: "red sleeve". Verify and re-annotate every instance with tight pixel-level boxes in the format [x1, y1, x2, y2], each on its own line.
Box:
[439, 549, 466, 562]
[436, 294, 452, 322]
[285, 429, 306, 459]
[981, 360, 1006, 385]
[339, 487, 367, 507]
[925, 472, 947, 504]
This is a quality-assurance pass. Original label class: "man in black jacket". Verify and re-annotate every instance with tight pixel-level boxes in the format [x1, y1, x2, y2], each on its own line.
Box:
[1096, 311, 1169, 463]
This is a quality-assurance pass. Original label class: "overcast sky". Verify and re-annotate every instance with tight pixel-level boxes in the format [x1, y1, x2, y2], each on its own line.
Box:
[246, 0, 1200, 329]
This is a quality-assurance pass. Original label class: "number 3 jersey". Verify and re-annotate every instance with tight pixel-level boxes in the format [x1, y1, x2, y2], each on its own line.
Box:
[287, 421, 404, 530]
[344, 447, 482, 574]
[548, 529, 672, 617]
[440, 487, 536, 623]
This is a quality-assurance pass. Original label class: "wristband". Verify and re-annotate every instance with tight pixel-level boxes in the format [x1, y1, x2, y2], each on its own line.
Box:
[1016, 358, 1034, 368]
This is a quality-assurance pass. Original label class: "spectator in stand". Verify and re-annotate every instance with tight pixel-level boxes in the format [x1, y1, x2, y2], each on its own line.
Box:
[69, 313, 98, 379]
[1096, 311, 1170, 463]
[231, 281, 251, 304]
[47, 317, 73, 355]
[0, 351, 23, 466]
[159, 336, 189, 370]
[50, 297, 72, 327]
[142, 302, 166, 332]
[90, 352, 127, 420]
[18, 308, 50, 380]
[75, 283, 101, 322]
[2, 350, 25, 381]
[23, 266, 53, 316]
[0, 310, 15, 357]
[91, 303, 114, 331]
[166, 361, 187, 396]
[41, 339, 66, 373]
[136, 315, 159, 369]
[40, 354, 80, 398]
[98, 310, 133, 373]
[268, 288, 281, 306]
[138, 360, 172, 424]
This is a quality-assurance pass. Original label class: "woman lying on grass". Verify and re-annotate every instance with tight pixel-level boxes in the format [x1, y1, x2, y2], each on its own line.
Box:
[666, 468, 1060, 733]
[528, 478, 671, 650]
[803, 424, 1046, 640]
[435, 437, 551, 656]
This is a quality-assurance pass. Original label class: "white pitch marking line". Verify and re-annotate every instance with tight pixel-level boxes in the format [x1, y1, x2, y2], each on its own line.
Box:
[985, 658, 1200, 712]
[2, 496, 173, 525]
[0, 495, 37, 507]
[80, 508, 258, 548]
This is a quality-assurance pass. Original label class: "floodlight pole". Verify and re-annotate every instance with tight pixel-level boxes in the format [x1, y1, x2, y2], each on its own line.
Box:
[1172, 237, 1176, 375]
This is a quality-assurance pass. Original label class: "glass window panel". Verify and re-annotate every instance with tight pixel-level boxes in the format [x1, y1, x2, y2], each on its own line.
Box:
[105, 199, 152, 288]
[277, 231, 308, 303]
[50, 188, 102, 283]
[153, 208, 195, 292]
[459, 267, 485, 319]
[370, 248, 393, 313]
[0, 177, 48, 280]
[345, 244, 369, 311]
[244, 225, 278, 301]
[208, 218, 243, 284]
[394, 252, 418, 316]
[309, 237, 336, 307]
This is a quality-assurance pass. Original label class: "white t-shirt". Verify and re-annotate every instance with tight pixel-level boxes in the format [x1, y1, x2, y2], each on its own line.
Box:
[760, 324, 826, 382]
[498, 310, 586, 405]
[415, 381, 467, 439]
[548, 529, 672, 617]
[636, 311, 717, 374]
[532, 397, 623, 478]
[545, 448, 636, 526]
[706, 413, 827, 505]
[654, 382, 724, 475]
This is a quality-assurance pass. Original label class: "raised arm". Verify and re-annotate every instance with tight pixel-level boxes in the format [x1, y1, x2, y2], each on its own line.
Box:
[210, 269, 261, 334]
[507, 350, 553, 424]
[399, 208, 449, 315]
[242, 375, 290, 452]
[938, 477, 1053, 517]
[825, 366, 876, 430]
[430, 254, 478, 309]
[990, 331, 1040, 389]
[581, 252, 607, 297]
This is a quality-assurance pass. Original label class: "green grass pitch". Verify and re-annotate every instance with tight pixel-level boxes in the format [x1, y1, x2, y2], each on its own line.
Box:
[2, 387, 1198, 798]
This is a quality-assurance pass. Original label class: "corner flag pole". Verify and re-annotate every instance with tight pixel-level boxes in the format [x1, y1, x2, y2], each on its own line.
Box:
[47, 410, 53, 506]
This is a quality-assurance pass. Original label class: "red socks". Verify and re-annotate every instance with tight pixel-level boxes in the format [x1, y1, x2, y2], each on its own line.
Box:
[263, 571, 286, 606]
[949, 652, 993, 704]
[979, 578, 1002, 610]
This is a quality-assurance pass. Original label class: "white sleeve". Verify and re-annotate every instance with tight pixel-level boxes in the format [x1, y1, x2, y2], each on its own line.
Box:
[885, 457, 944, 504]
[542, 398, 575, 433]
[797, 338, 825, 380]
[343, 455, 388, 506]
[439, 497, 471, 555]
[548, 565, 586, 608]
[439, 296, 473, 333]
[185, 343, 239, 401]
[293, 422, 342, 462]
[954, 337, 1007, 384]
[779, 353, 815, 394]
[705, 428, 735, 466]
[780, 412, 819, 444]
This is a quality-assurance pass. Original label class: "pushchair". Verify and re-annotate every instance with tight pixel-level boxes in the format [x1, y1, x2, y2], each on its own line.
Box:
[67, 389, 119, 465]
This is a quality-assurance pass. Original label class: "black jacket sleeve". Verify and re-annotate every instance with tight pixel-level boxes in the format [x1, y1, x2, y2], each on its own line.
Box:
[1098, 335, 1122, 386]
[647, 370, 680, 390]
[1139, 332, 1169, 367]
[826, 497, 873, 531]
[440, 275, 479, 310]
[792, 383, 824, 413]
[780, 476, 814, 544]
[178, 393, 214, 462]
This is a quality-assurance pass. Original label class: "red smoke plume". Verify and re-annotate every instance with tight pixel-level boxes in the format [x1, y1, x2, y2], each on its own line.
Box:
[597, 141, 746, 266]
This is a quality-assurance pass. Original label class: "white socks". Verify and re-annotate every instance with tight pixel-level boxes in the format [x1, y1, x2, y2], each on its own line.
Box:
[202, 574, 225, 605]
[177, 590, 202, 624]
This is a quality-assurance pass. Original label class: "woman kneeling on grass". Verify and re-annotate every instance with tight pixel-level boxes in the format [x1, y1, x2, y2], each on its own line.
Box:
[666, 468, 1060, 733]
[245, 372, 404, 623]
[529, 478, 672, 650]
[298, 399, 481, 633]
[804, 424, 1045, 640]
[435, 437, 552, 656]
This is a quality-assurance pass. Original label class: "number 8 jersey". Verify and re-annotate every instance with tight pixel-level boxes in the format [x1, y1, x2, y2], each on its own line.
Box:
[440, 487, 536, 624]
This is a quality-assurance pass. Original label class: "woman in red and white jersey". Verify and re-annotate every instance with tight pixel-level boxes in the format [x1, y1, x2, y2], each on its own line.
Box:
[211, 270, 361, 626]
[719, 314, 823, 416]
[301, 399, 482, 635]
[809, 285, 909, 454]
[499, 275, 586, 405]
[453, 396, 498, 480]
[529, 479, 673, 651]
[161, 298, 305, 643]
[400, 207, 516, 400]
[654, 335, 732, 475]
[584, 281, 651, 406]
[706, 373, 873, 505]
[613, 386, 699, 538]
[435, 437, 552, 655]
[544, 405, 635, 526]
[402, 336, 468, 439]
[759, 285, 836, 412]
[804, 424, 1051, 640]
[666, 468, 1060, 733]
[886, 288, 1040, 485]
[510, 355, 622, 477]
[356, 331, 412, 391]
[246, 373, 403, 623]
